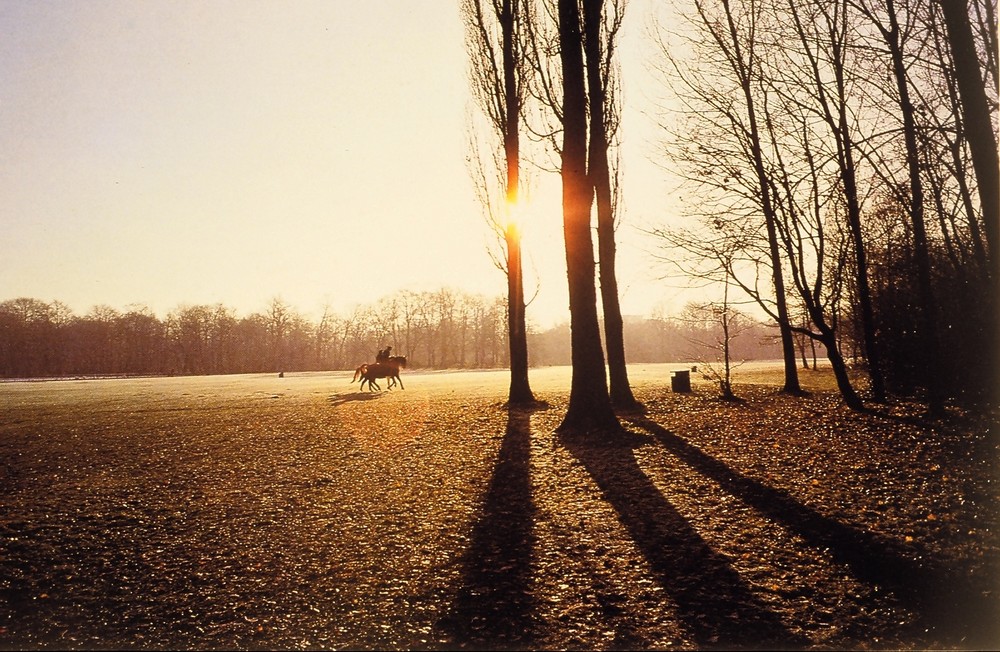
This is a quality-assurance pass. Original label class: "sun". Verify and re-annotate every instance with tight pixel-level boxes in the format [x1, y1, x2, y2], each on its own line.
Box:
[504, 196, 532, 240]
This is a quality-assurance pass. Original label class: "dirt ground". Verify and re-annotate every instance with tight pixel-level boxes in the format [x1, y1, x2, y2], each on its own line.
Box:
[1, 364, 997, 650]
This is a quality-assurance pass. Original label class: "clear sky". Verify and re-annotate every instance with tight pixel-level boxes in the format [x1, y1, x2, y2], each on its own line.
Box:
[1, 0, 690, 328]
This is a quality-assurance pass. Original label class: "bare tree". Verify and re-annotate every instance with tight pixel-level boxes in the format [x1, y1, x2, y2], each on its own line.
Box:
[779, 0, 886, 401]
[583, 0, 640, 410]
[654, 0, 804, 395]
[936, 0, 999, 404]
[557, 0, 620, 433]
[761, 94, 865, 409]
[264, 297, 297, 373]
[851, 0, 945, 413]
[463, 0, 536, 404]
[680, 279, 752, 400]
[937, 0, 998, 272]
[315, 303, 338, 369]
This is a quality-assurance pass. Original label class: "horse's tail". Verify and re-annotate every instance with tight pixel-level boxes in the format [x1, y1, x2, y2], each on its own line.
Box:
[352, 364, 367, 383]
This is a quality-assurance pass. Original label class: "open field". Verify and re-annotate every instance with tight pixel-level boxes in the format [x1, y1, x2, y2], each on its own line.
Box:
[2, 363, 997, 650]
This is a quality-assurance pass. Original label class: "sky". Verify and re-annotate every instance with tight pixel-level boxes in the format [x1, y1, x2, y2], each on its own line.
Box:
[1, 0, 692, 329]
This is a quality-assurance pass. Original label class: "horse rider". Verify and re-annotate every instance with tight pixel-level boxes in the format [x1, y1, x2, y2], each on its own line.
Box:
[375, 345, 392, 363]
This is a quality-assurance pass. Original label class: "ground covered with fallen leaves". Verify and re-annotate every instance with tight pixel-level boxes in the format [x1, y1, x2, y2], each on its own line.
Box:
[1, 364, 997, 650]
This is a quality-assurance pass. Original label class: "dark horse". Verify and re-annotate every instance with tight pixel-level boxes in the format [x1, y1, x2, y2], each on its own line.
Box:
[352, 355, 407, 391]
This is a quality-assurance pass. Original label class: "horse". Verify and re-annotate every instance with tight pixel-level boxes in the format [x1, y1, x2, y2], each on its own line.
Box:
[351, 355, 407, 391]
[353, 356, 406, 391]
[351, 363, 393, 391]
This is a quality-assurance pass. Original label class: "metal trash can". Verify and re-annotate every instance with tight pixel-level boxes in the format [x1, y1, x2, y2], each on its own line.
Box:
[671, 369, 691, 392]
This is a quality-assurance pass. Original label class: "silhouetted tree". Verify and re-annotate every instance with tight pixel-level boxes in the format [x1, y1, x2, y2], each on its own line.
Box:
[854, 0, 944, 413]
[937, 0, 998, 270]
[936, 0, 999, 404]
[782, 0, 886, 401]
[654, 0, 804, 396]
[680, 282, 751, 400]
[463, 0, 536, 404]
[583, 0, 639, 410]
[557, 0, 620, 433]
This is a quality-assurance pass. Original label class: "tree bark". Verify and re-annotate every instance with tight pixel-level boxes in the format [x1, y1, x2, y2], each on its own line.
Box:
[582, 0, 639, 411]
[937, 0, 1000, 406]
[502, 0, 535, 405]
[557, 0, 620, 434]
[937, 0, 999, 271]
[823, 1, 886, 402]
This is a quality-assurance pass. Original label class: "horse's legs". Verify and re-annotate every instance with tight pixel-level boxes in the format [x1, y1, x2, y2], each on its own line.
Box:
[393, 373, 404, 389]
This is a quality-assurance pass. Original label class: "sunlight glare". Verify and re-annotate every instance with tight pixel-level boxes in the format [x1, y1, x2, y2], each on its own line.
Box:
[505, 197, 532, 240]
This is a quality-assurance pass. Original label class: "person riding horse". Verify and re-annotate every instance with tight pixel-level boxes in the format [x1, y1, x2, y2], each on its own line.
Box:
[353, 354, 407, 391]
[375, 346, 392, 363]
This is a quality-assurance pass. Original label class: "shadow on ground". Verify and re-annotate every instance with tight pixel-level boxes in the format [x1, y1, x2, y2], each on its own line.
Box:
[327, 392, 386, 406]
[559, 426, 806, 649]
[624, 414, 999, 648]
[436, 404, 541, 650]
[434, 404, 997, 650]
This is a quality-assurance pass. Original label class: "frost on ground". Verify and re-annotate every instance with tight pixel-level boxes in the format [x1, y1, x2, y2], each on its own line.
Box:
[1, 365, 997, 650]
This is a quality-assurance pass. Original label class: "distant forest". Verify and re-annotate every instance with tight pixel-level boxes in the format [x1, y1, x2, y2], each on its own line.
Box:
[0, 291, 787, 379]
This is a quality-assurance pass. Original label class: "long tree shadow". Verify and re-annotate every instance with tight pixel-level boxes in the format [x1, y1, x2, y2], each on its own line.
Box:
[436, 404, 542, 650]
[626, 414, 999, 647]
[560, 429, 806, 650]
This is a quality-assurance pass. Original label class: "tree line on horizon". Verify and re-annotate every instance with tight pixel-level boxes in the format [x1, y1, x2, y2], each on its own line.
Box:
[0, 293, 788, 379]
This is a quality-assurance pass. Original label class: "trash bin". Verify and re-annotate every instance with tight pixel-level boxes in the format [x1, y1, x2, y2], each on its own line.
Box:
[671, 369, 691, 392]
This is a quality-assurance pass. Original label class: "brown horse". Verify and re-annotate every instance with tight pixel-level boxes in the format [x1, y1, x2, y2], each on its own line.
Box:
[351, 356, 407, 391]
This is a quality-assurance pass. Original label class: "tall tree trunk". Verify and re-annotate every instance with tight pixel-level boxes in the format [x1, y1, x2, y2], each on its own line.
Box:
[841, 151, 886, 403]
[720, 0, 803, 395]
[582, 0, 639, 411]
[884, 0, 945, 414]
[721, 280, 735, 398]
[938, 0, 999, 270]
[506, 224, 534, 403]
[937, 0, 1000, 406]
[819, 1, 886, 402]
[557, 0, 620, 434]
[502, 0, 535, 405]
